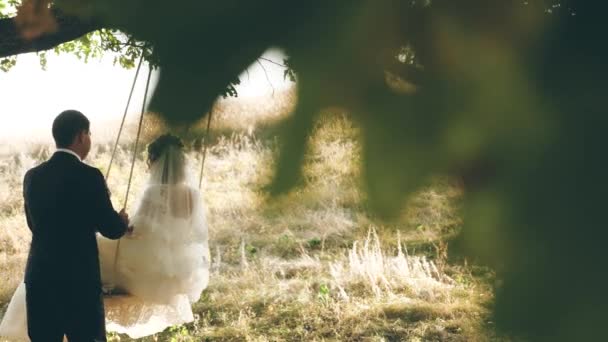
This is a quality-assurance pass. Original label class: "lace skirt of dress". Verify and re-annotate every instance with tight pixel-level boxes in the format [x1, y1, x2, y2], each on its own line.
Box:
[104, 293, 194, 339]
[0, 283, 28, 340]
[96, 195, 210, 338]
[0, 284, 194, 341]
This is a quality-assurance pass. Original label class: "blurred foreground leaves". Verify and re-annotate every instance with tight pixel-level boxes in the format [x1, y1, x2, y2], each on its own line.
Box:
[6, 0, 608, 340]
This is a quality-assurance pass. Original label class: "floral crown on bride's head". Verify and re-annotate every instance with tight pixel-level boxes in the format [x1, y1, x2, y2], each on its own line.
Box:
[147, 133, 185, 162]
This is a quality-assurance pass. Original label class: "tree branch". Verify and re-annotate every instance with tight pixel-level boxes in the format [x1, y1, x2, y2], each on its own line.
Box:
[258, 57, 287, 68]
[257, 59, 275, 96]
[0, 8, 102, 58]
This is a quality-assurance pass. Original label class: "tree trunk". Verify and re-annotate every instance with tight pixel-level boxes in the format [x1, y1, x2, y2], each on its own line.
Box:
[0, 8, 101, 58]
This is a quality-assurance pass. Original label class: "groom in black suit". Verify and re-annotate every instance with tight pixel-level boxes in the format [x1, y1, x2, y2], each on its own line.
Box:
[23, 110, 130, 341]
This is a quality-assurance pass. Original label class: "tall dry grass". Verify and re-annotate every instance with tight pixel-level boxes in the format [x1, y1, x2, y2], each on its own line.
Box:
[0, 93, 499, 341]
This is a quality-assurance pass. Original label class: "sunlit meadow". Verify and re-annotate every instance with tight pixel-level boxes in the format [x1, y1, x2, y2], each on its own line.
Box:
[0, 91, 499, 341]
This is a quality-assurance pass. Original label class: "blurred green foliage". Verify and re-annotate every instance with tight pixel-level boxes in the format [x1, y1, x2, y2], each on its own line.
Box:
[1, 0, 606, 340]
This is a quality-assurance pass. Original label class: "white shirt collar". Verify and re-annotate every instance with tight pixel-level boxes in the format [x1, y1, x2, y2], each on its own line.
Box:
[55, 148, 82, 162]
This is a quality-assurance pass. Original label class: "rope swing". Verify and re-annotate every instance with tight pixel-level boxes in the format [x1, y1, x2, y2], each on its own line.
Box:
[109, 63, 153, 293]
[105, 55, 144, 180]
[103, 53, 152, 295]
[124, 63, 153, 208]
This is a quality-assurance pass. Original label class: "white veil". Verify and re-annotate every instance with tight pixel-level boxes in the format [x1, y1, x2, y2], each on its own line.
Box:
[118, 143, 210, 303]
[147, 144, 193, 187]
[132, 145, 202, 230]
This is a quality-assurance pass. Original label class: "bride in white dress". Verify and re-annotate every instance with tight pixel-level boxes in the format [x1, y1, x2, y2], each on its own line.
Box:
[0, 134, 210, 340]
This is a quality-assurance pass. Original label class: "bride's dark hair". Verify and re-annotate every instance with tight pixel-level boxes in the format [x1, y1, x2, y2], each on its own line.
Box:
[147, 134, 185, 163]
[147, 134, 186, 184]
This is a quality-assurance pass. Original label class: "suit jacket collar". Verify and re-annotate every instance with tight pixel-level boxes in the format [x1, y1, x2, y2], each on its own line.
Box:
[55, 148, 82, 162]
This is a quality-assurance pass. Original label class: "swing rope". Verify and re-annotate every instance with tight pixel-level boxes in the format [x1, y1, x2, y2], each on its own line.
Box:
[108, 63, 153, 294]
[198, 110, 214, 189]
[124, 64, 153, 208]
[105, 54, 145, 180]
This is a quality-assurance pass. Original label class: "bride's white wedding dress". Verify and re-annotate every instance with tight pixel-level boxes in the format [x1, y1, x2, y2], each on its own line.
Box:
[0, 146, 210, 340]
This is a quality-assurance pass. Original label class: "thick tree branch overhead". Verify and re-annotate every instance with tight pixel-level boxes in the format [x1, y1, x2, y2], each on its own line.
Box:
[0, 8, 101, 58]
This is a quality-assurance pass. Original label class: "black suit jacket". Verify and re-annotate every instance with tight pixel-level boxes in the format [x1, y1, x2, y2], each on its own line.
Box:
[23, 151, 127, 291]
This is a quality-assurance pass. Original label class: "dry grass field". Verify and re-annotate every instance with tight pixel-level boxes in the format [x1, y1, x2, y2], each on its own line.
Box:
[0, 91, 501, 341]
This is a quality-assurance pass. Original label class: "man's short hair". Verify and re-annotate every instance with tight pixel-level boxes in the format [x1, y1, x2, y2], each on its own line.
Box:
[52, 110, 90, 148]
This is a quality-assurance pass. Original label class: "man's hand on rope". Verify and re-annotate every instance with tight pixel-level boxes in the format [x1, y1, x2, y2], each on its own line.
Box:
[118, 208, 130, 230]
